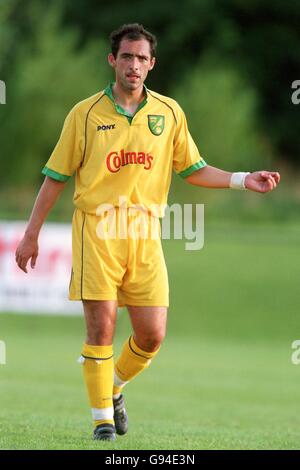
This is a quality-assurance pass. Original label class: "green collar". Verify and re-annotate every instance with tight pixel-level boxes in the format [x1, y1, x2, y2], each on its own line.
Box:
[104, 82, 148, 123]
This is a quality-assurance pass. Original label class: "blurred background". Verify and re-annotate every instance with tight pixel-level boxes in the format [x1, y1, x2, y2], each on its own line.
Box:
[0, 0, 300, 450]
[1, 0, 300, 220]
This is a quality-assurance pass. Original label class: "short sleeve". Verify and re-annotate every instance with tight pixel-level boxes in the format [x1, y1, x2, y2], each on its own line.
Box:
[42, 105, 84, 182]
[173, 107, 207, 178]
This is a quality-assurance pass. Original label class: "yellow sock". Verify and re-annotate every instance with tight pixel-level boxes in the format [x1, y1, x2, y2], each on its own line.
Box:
[80, 343, 114, 427]
[113, 335, 160, 397]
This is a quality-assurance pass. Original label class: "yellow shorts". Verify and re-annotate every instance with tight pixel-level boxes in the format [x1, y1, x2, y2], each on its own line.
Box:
[69, 208, 169, 307]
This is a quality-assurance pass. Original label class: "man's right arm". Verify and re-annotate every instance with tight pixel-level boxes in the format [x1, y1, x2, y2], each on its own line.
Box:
[15, 176, 67, 273]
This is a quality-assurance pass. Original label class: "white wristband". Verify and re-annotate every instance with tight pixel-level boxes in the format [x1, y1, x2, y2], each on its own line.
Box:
[229, 172, 250, 190]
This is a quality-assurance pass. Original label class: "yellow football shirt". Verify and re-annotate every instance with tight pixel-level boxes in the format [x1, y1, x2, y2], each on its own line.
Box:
[42, 83, 207, 218]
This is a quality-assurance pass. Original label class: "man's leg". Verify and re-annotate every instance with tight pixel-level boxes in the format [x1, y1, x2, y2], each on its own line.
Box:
[113, 305, 167, 398]
[112, 305, 167, 434]
[80, 300, 117, 438]
[112, 305, 167, 435]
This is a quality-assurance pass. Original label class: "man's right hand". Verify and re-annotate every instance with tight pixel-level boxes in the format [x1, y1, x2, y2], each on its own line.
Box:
[14, 176, 67, 274]
[15, 233, 39, 273]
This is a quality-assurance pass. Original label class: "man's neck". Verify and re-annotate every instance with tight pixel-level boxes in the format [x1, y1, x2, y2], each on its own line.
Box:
[112, 81, 145, 115]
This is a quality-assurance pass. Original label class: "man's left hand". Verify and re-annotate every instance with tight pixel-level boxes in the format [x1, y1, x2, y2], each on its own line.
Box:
[245, 171, 280, 193]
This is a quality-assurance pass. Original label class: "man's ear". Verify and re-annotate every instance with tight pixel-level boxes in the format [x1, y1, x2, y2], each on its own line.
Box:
[149, 57, 156, 71]
[108, 53, 116, 68]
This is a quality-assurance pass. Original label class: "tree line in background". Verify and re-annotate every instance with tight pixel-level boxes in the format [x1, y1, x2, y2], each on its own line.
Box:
[0, 0, 300, 191]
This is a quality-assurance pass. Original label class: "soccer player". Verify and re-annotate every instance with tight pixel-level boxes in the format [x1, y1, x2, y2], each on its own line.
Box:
[15, 23, 280, 441]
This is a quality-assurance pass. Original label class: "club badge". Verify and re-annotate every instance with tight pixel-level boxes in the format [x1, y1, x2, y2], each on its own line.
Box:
[148, 115, 165, 136]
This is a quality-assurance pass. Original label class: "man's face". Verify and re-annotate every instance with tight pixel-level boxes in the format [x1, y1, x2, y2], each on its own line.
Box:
[108, 38, 155, 91]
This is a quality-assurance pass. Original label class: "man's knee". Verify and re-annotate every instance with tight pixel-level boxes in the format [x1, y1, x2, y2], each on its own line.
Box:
[135, 330, 166, 353]
[83, 300, 117, 345]
[86, 321, 115, 345]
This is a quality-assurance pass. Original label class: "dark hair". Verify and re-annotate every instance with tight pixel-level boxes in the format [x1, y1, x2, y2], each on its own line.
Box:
[110, 23, 157, 58]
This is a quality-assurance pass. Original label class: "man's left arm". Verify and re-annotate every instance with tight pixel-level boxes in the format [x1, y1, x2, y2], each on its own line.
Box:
[185, 165, 280, 193]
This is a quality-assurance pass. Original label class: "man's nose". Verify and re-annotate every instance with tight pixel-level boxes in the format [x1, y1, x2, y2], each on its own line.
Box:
[130, 56, 139, 70]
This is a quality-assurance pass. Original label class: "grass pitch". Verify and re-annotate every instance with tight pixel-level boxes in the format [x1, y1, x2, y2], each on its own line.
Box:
[0, 222, 299, 449]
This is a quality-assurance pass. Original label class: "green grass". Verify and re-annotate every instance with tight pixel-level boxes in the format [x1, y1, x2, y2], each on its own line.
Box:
[0, 221, 300, 449]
